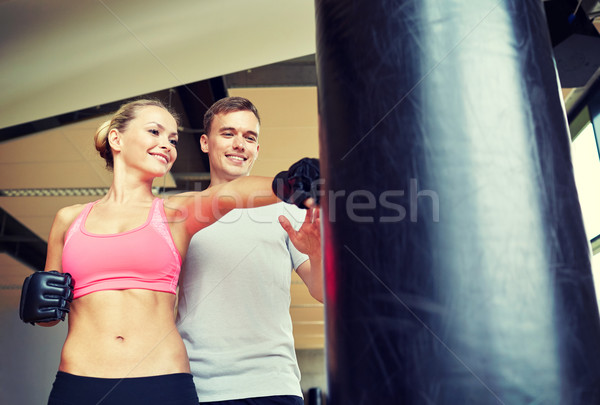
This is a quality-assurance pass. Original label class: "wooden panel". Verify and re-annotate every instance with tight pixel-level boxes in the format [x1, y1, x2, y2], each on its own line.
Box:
[294, 335, 325, 350]
[290, 306, 325, 323]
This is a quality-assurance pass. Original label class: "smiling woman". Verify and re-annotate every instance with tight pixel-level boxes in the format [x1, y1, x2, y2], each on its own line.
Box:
[15, 98, 308, 405]
[94, 99, 179, 173]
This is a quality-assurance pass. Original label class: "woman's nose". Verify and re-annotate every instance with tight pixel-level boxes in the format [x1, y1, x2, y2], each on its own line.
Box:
[159, 136, 172, 150]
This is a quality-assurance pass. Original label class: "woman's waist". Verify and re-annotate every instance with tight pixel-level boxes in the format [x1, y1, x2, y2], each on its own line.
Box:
[65, 289, 181, 357]
[60, 325, 189, 377]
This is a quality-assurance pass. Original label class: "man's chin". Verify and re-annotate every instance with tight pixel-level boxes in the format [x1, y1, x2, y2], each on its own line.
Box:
[228, 166, 253, 176]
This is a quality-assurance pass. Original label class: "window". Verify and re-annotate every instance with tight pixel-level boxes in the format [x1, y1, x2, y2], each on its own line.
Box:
[571, 121, 600, 240]
[571, 110, 600, 306]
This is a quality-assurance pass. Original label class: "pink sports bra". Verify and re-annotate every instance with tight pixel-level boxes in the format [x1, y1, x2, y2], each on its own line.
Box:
[62, 198, 182, 299]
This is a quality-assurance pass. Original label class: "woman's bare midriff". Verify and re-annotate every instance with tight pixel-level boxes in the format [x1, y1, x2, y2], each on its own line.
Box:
[59, 289, 189, 378]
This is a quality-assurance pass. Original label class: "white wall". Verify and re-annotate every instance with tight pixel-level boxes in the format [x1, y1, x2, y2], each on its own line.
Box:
[296, 348, 327, 401]
[0, 290, 67, 403]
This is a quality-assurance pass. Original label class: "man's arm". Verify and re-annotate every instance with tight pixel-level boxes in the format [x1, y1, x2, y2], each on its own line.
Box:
[279, 207, 323, 303]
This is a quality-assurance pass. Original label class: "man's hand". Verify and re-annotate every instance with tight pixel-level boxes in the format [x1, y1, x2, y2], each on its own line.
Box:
[279, 207, 321, 257]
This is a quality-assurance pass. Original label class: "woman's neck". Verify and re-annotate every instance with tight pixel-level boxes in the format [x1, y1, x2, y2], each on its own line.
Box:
[103, 179, 156, 204]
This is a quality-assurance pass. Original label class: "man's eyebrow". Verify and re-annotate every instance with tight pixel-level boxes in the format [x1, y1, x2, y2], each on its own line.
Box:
[218, 126, 258, 137]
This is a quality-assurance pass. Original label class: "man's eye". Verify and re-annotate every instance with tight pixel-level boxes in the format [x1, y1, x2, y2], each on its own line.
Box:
[222, 132, 233, 137]
[246, 136, 257, 142]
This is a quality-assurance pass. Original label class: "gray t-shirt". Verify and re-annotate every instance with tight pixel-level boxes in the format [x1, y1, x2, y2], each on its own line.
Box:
[176, 203, 308, 401]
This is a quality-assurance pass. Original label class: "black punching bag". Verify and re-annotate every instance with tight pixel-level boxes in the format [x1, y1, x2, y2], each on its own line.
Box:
[315, 0, 600, 403]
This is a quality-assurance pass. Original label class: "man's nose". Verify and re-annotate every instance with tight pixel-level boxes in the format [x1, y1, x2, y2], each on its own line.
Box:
[232, 135, 245, 150]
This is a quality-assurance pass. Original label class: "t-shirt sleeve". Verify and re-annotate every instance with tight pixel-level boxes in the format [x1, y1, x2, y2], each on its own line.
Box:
[289, 238, 309, 270]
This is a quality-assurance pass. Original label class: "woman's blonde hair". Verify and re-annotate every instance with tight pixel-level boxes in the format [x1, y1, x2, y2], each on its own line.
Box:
[94, 99, 179, 169]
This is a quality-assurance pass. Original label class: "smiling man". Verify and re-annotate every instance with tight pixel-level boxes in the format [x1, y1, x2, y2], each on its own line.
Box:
[176, 96, 323, 405]
[199, 103, 260, 184]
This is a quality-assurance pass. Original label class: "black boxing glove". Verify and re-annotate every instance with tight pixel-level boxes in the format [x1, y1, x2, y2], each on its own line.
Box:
[19, 271, 74, 325]
[272, 157, 321, 209]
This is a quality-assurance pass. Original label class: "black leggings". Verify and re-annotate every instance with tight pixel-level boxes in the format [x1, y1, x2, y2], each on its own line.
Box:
[200, 396, 304, 405]
[48, 371, 199, 405]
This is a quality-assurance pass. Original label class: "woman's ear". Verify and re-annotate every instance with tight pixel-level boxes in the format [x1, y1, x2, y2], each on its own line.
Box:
[200, 134, 209, 153]
[108, 129, 122, 152]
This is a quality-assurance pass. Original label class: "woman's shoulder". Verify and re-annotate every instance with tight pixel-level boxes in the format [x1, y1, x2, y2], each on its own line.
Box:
[46, 202, 92, 244]
[53, 202, 91, 228]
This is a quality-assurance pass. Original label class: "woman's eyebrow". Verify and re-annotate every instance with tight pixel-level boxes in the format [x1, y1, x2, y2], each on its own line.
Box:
[148, 121, 178, 136]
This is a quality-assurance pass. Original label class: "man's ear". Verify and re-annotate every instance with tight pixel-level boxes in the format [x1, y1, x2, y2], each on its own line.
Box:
[108, 129, 122, 152]
[200, 134, 209, 153]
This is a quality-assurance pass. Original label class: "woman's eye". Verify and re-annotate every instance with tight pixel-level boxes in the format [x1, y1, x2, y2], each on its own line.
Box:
[149, 129, 159, 135]
[170, 139, 178, 146]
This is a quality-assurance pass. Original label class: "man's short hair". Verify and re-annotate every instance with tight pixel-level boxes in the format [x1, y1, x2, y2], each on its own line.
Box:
[204, 96, 261, 135]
